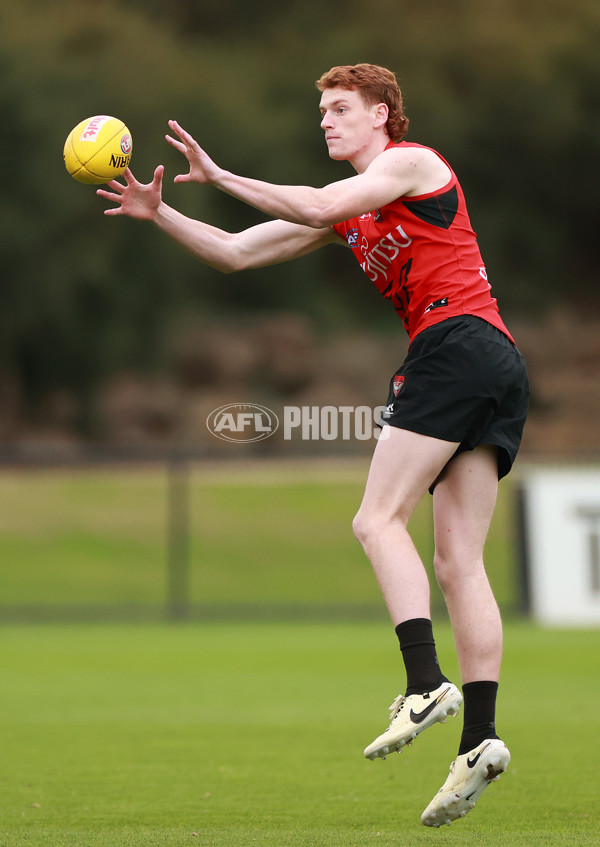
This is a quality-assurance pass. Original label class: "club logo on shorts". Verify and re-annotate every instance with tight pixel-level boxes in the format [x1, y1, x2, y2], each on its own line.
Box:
[393, 375, 405, 396]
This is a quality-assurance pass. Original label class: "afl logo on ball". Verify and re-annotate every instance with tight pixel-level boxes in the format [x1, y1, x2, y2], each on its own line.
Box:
[120, 134, 132, 155]
[392, 375, 405, 396]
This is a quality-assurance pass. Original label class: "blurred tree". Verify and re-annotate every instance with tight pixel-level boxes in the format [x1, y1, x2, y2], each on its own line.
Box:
[0, 0, 598, 436]
[0, 0, 212, 433]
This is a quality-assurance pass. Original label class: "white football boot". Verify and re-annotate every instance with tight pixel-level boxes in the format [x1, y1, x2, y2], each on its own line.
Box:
[363, 681, 463, 760]
[421, 738, 511, 827]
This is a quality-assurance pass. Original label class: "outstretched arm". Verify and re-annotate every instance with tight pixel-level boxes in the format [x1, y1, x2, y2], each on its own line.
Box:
[154, 205, 340, 272]
[96, 167, 340, 273]
[166, 120, 449, 228]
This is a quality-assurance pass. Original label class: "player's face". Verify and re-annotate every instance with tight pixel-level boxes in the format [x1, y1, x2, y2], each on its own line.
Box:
[319, 87, 380, 162]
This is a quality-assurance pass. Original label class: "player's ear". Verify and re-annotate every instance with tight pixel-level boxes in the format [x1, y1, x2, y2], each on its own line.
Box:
[373, 103, 389, 130]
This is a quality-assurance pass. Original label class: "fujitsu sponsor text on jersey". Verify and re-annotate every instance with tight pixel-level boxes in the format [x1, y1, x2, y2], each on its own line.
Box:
[356, 224, 413, 283]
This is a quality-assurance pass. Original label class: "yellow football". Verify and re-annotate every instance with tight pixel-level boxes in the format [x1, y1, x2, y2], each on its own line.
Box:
[63, 115, 133, 185]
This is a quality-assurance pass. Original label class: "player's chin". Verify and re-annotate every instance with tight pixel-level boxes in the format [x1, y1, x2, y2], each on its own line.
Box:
[326, 145, 346, 161]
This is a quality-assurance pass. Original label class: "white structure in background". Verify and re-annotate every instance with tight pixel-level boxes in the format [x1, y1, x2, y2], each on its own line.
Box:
[518, 465, 600, 626]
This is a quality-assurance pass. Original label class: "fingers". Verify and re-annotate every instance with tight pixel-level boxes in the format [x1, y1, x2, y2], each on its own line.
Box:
[168, 119, 198, 149]
[152, 164, 165, 185]
[165, 133, 186, 152]
[168, 119, 186, 137]
[96, 173, 129, 204]
[103, 179, 126, 193]
[96, 187, 123, 204]
[96, 188, 123, 214]
[102, 169, 134, 192]
[96, 187, 118, 200]
[96, 164, 163, 221]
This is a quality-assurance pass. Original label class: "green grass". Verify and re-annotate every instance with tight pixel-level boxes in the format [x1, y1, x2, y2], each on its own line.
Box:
[2, 621, 598, 846]
[0, 459, 520, 618]
[2, 460, 584, 842]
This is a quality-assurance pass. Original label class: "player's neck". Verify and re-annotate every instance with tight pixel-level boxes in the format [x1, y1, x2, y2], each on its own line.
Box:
[348, 133, 392, 173]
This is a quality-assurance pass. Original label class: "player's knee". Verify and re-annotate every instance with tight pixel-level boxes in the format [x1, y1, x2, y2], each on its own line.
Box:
[433, 548, 485, 593]
[352, 508, 379, 548]
[352, 509, 368, 546]
[353, 507, 405, 549]
[433, 550, 452, 592]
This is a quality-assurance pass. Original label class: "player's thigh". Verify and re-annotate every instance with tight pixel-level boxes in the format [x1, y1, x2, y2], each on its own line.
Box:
[357, 425, 459, 526]
[432, 445, 499, 565]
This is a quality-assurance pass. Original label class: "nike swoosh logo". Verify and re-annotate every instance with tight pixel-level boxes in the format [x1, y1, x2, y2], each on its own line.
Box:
[409, 687, 450, 724]
[467, 742, 491, 768]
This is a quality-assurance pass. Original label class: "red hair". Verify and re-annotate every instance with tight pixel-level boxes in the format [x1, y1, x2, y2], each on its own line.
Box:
[315, 63, 409, 142]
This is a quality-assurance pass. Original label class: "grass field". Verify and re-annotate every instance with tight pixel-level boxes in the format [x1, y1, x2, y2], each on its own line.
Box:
[0, 459, 520, 619]
[2, 621, 599, 847]
[1, 460, 597, 845]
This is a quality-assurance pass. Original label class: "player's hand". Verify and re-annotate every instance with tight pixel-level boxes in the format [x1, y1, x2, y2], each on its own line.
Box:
[166, 120, 221, 185]
[96, 166, 164, 221]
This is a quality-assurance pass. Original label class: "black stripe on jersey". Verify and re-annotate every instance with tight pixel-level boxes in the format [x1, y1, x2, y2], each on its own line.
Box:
[403, 185, 459, 229]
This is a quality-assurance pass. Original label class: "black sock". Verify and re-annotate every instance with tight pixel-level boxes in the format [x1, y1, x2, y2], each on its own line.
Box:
[458, 680, 500, 755]
[395, 618, 448, 696]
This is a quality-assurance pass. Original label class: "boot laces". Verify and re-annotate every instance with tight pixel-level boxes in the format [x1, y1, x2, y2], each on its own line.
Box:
[388, 693, 407, 723]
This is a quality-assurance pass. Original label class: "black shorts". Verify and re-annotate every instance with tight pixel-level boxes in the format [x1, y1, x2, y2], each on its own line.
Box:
[381, 315, 529, 480]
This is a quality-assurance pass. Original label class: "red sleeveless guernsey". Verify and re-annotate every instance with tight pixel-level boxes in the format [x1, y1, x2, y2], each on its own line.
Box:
[332, 140, 514, 343]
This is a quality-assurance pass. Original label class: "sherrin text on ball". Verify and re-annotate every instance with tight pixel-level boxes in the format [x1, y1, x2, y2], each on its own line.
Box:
[63, 115, 133, 185]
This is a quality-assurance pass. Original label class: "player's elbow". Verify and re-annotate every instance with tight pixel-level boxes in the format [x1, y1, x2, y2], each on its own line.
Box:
[222, 236, 255, 273]
[217, 255, 243, 274]
[302, 201, 338, 229]
[292, 186, 339, 229]
[205, 233, 251, 273]
[200, 254, 238, 274]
